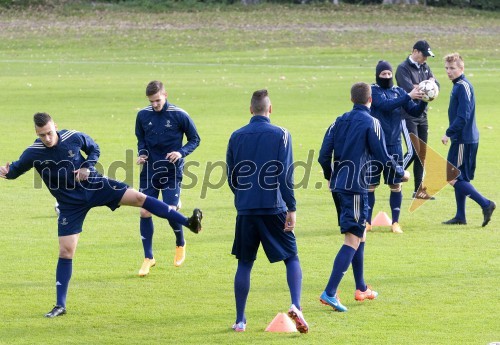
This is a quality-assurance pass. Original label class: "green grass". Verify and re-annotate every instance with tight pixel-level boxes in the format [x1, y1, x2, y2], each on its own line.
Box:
[0, 4, 499, 345]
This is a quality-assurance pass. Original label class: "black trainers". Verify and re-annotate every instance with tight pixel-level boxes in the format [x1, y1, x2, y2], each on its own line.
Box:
[45, 305, 66, 318]
[186, 208, 203, 234]
[442, 218, 467, 225]
[482, 201, 496, 227]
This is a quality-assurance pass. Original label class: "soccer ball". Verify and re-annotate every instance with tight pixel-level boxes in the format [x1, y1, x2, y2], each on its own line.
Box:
[418, 80, 439, 102]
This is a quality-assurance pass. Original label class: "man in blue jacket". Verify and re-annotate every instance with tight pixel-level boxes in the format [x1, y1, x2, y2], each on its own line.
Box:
[368, 60, 425, 234]
[0, 112, 202, 318]
[226, 89, 308, 334]
[318, 82, 407, 312]
[441, 53, 495, 226]
[135, 80, 200, 275]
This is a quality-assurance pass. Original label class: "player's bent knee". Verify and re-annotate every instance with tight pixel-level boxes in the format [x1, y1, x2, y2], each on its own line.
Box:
[121, 188, 147, 207]
[140, 208, 152, 218]
[59, 250, 74, 259]
[134, 192, 147, 207]
[390, 184, 401, 192]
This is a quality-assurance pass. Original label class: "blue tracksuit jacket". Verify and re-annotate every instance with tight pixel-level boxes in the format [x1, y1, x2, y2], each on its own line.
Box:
[5, 130, 104, 205]
[318, 104, 404, 194]
[446, 74, 479, 144]
[135, 101, 200, 179]
[226, 115, 296, 215]
[371, 84, 426, 146]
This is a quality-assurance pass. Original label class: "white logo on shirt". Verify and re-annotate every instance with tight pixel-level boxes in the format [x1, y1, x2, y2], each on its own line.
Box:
[165, 120, 172, 128]
[68, 150, 75, 158]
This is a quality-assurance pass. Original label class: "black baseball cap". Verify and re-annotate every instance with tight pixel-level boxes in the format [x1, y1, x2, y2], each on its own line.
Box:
[413, 40, 435, 57]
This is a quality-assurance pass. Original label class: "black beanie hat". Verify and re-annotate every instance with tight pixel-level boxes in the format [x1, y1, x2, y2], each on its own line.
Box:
[376, 60, 393, 76]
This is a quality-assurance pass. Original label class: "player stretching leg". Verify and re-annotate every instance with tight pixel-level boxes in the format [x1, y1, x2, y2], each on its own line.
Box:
[0, 112, 202, 318]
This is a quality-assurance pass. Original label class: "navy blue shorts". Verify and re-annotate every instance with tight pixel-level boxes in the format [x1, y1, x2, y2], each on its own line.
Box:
[447, 142, 478, 182]
[368, 144, 403, 186]
[336, 192, 368, 238]
[232, 213, 298, 263]
[57, 177, 128, 236]
[140, 176, 181, 207]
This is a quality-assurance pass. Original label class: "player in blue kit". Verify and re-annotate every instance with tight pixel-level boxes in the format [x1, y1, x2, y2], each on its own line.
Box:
[135, 80, 200, 275]
[368, 60, 426, 234]
[0, 112, 202, 318]
[441, 53, 496, 226]
[318, 82, 407, 312]
[226, 89, 308, 333]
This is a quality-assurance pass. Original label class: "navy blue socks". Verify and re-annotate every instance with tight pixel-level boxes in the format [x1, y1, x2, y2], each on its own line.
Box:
[454, 180, 489, 209]
[325, 245, 356, 297]
[234, 260, 253, 324]
[454, 187, 467, 221]
[169, 220, 185, 247]
[390, 190, 402, 223]
[284, 255, 302, 309]
[140, 217, 154, 259]
[351, 242, 366, 291]
[56, 258, 72, 307]
[142, 196, 188, 225]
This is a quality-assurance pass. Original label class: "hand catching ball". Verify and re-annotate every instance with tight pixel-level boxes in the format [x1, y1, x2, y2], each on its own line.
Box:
[418, 80, 439, 102]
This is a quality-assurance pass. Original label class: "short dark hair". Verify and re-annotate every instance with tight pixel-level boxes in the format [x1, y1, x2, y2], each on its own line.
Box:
[251, 89, 270, 114]
[146, 80, 165, 96]
[33, 112, 53, 127]
[351, 82, 371, 105]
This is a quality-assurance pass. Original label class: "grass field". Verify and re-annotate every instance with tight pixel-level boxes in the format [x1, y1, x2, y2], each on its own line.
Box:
[0, 4, 499, 345]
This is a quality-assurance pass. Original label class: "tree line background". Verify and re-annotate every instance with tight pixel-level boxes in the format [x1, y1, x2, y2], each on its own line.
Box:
[0, 0, 498, 12]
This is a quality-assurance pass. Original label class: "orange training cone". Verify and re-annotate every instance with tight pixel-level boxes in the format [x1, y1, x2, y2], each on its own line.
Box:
[265, 312, 298, 333]
[371, 211, 392, 226]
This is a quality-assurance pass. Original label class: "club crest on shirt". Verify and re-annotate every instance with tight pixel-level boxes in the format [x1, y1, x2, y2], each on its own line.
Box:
[165, 120, 172, 128]
[68, 150, 76, 158]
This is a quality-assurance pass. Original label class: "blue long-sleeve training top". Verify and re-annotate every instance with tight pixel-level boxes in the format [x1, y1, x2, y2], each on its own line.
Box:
[136, 101, 200, 178]
[446, 74, 479, 144]
[318, 104, 404, 194]
[226, 115, 296, 215]
[5, 130, 108, 205]
[371, 84, 426, 146]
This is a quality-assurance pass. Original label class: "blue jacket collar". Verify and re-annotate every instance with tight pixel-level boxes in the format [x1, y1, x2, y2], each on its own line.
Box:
[353, 104, 371, 112]
[452, 74, 465, 84]
[250, 115, 271, 123]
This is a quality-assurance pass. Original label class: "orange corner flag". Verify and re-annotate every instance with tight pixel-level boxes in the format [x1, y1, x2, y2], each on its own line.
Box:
[371, 211, 392, 226]
[265, 313, 298, 333]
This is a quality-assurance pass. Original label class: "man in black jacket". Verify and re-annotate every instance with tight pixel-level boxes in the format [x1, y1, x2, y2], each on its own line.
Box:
[396, 40, 439, 200]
